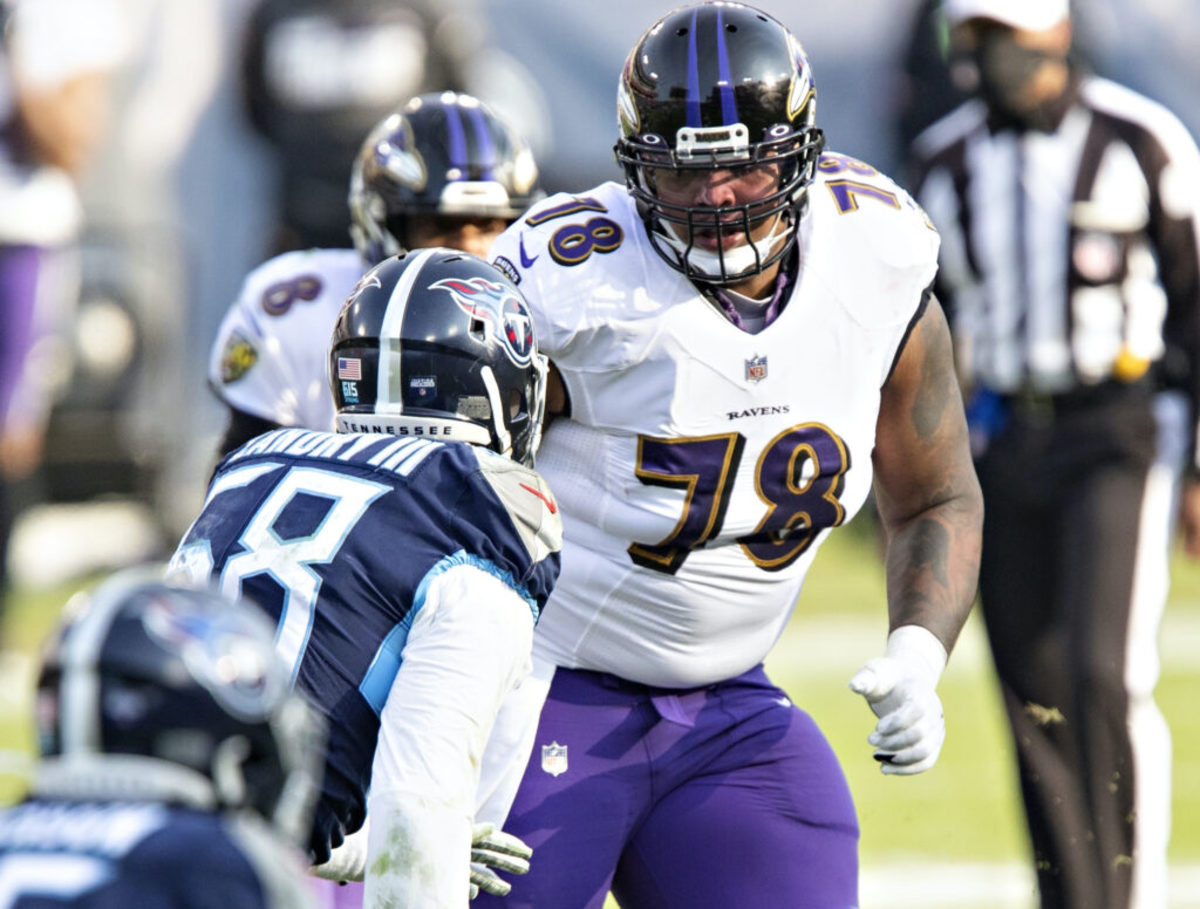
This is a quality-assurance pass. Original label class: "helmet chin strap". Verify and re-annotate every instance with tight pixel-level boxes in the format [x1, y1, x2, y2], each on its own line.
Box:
[660, 215, 790, 284]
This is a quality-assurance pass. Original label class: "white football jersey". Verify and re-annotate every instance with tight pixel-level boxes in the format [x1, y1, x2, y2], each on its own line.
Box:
[490, 154, 939, 687]
[209, 247, 366, 431]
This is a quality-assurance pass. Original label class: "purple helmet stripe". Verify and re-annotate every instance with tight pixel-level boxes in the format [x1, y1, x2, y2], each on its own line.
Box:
[445, 103, 468, 179]
[686, 8, 701, 127]
[715, 7, 738, 125]
[466, 105, 497, 180]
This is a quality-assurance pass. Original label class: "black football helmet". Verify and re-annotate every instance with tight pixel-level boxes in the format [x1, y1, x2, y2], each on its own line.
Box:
[35, 570, 325, 847]
[614, 2, 825, 285]
[348, 92, 543, 263]
[330, 248, 547, 465]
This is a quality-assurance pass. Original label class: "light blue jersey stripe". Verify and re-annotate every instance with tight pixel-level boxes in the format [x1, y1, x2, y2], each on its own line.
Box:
[358, 550, 540, 715]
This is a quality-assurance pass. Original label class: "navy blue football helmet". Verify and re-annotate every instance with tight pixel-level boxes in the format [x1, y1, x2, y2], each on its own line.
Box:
[330, 248, 547, 466]
[349, 92, 543, 263]
[614, 2, 825, 285]
[35, 570, 325, 846]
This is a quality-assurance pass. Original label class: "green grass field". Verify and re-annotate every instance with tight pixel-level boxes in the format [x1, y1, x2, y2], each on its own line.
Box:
[0, 579, 89, 795]
[2, 516, 1196, 906]
[783, 518, 1200, 868]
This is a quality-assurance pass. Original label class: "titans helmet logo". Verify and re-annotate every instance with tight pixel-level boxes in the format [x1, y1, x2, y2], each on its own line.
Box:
[142, 595, 285, 718]
[345, 270, 382, 309]
[430, 276, 535, 367]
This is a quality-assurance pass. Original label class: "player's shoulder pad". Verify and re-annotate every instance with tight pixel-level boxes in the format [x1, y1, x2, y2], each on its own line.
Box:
[491, 181, 636, 350]
[213, 247, 363, 391]
[124, 806, 312, 907]
[237, 247, 362, 310]
[491, 181, 632, 285]
[0, 798, 169, 858]
[470, 449, 563, 566]
[812, 151, 940, 327]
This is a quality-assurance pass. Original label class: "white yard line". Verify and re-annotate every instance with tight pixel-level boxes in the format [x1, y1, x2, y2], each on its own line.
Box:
[860, 860, 1200, 907]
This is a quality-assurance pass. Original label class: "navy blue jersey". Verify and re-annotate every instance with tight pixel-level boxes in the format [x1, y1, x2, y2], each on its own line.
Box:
[0, 798, 312, 908]
[171, 428, 561, 861]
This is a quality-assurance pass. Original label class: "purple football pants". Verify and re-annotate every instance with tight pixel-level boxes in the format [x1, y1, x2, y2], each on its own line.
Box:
[476, 664, 859, 909]
[0, 244, 43, 429]
[309, 879, 363, 907]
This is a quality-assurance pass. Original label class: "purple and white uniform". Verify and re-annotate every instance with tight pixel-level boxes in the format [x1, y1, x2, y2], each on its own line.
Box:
[479, 154, 939, 908]
[209, 248, 365, 431]
[0, 0, 126, 437]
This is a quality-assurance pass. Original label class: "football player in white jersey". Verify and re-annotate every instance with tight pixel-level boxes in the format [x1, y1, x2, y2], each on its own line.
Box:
[209, 91, 542, 457]
[474, 3, 984, 908]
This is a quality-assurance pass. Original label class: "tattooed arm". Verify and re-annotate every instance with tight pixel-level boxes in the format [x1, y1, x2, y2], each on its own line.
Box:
[872, 293, 983, 654]
[848, 293, 982, 775]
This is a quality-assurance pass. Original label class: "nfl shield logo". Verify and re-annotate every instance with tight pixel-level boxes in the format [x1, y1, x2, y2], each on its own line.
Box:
[541, 741, 568, 777]
[746, 354, 768, 383]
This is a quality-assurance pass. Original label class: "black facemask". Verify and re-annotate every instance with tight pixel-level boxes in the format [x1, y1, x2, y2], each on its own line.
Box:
[973, 32, 1066, 130]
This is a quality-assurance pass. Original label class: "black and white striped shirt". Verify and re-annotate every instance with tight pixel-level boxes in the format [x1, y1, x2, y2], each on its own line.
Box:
[911, 74, 1200, 439]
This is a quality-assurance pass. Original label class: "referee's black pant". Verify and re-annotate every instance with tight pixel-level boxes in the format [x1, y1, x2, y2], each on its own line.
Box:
[975, 385, 1173, 909]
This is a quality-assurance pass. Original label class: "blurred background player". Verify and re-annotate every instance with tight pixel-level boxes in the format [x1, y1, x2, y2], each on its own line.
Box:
[171, 250, 561, 905]
[209, 91, 541, 458]
[475, 3, 983, 906]
[0, 0, 124, 642]
[242, 0, 499, 254]
[0, 571, 325, 907]
[910, 0, 1200, 905]
[52, 0, 222, 540]
[892, 0, 970, 153]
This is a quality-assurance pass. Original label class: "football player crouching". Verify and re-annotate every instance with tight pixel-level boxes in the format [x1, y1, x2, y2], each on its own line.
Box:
[170, 249, 562, 906]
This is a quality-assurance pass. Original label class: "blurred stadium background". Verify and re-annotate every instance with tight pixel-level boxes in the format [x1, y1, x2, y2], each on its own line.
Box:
[2, 0, 1198, 906]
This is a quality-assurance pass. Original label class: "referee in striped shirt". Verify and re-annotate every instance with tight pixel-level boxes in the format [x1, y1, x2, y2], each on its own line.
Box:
[911, 1, 1200, 906]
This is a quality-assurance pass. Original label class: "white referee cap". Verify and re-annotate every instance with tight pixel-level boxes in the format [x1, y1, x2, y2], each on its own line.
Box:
[943, 0, 1070, 30]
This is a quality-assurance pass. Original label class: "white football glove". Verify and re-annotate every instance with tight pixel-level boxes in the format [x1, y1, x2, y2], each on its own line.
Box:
[469, 822, 533, 899]
[310, 820, 369, 883]
[848, 625, 947, 776]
